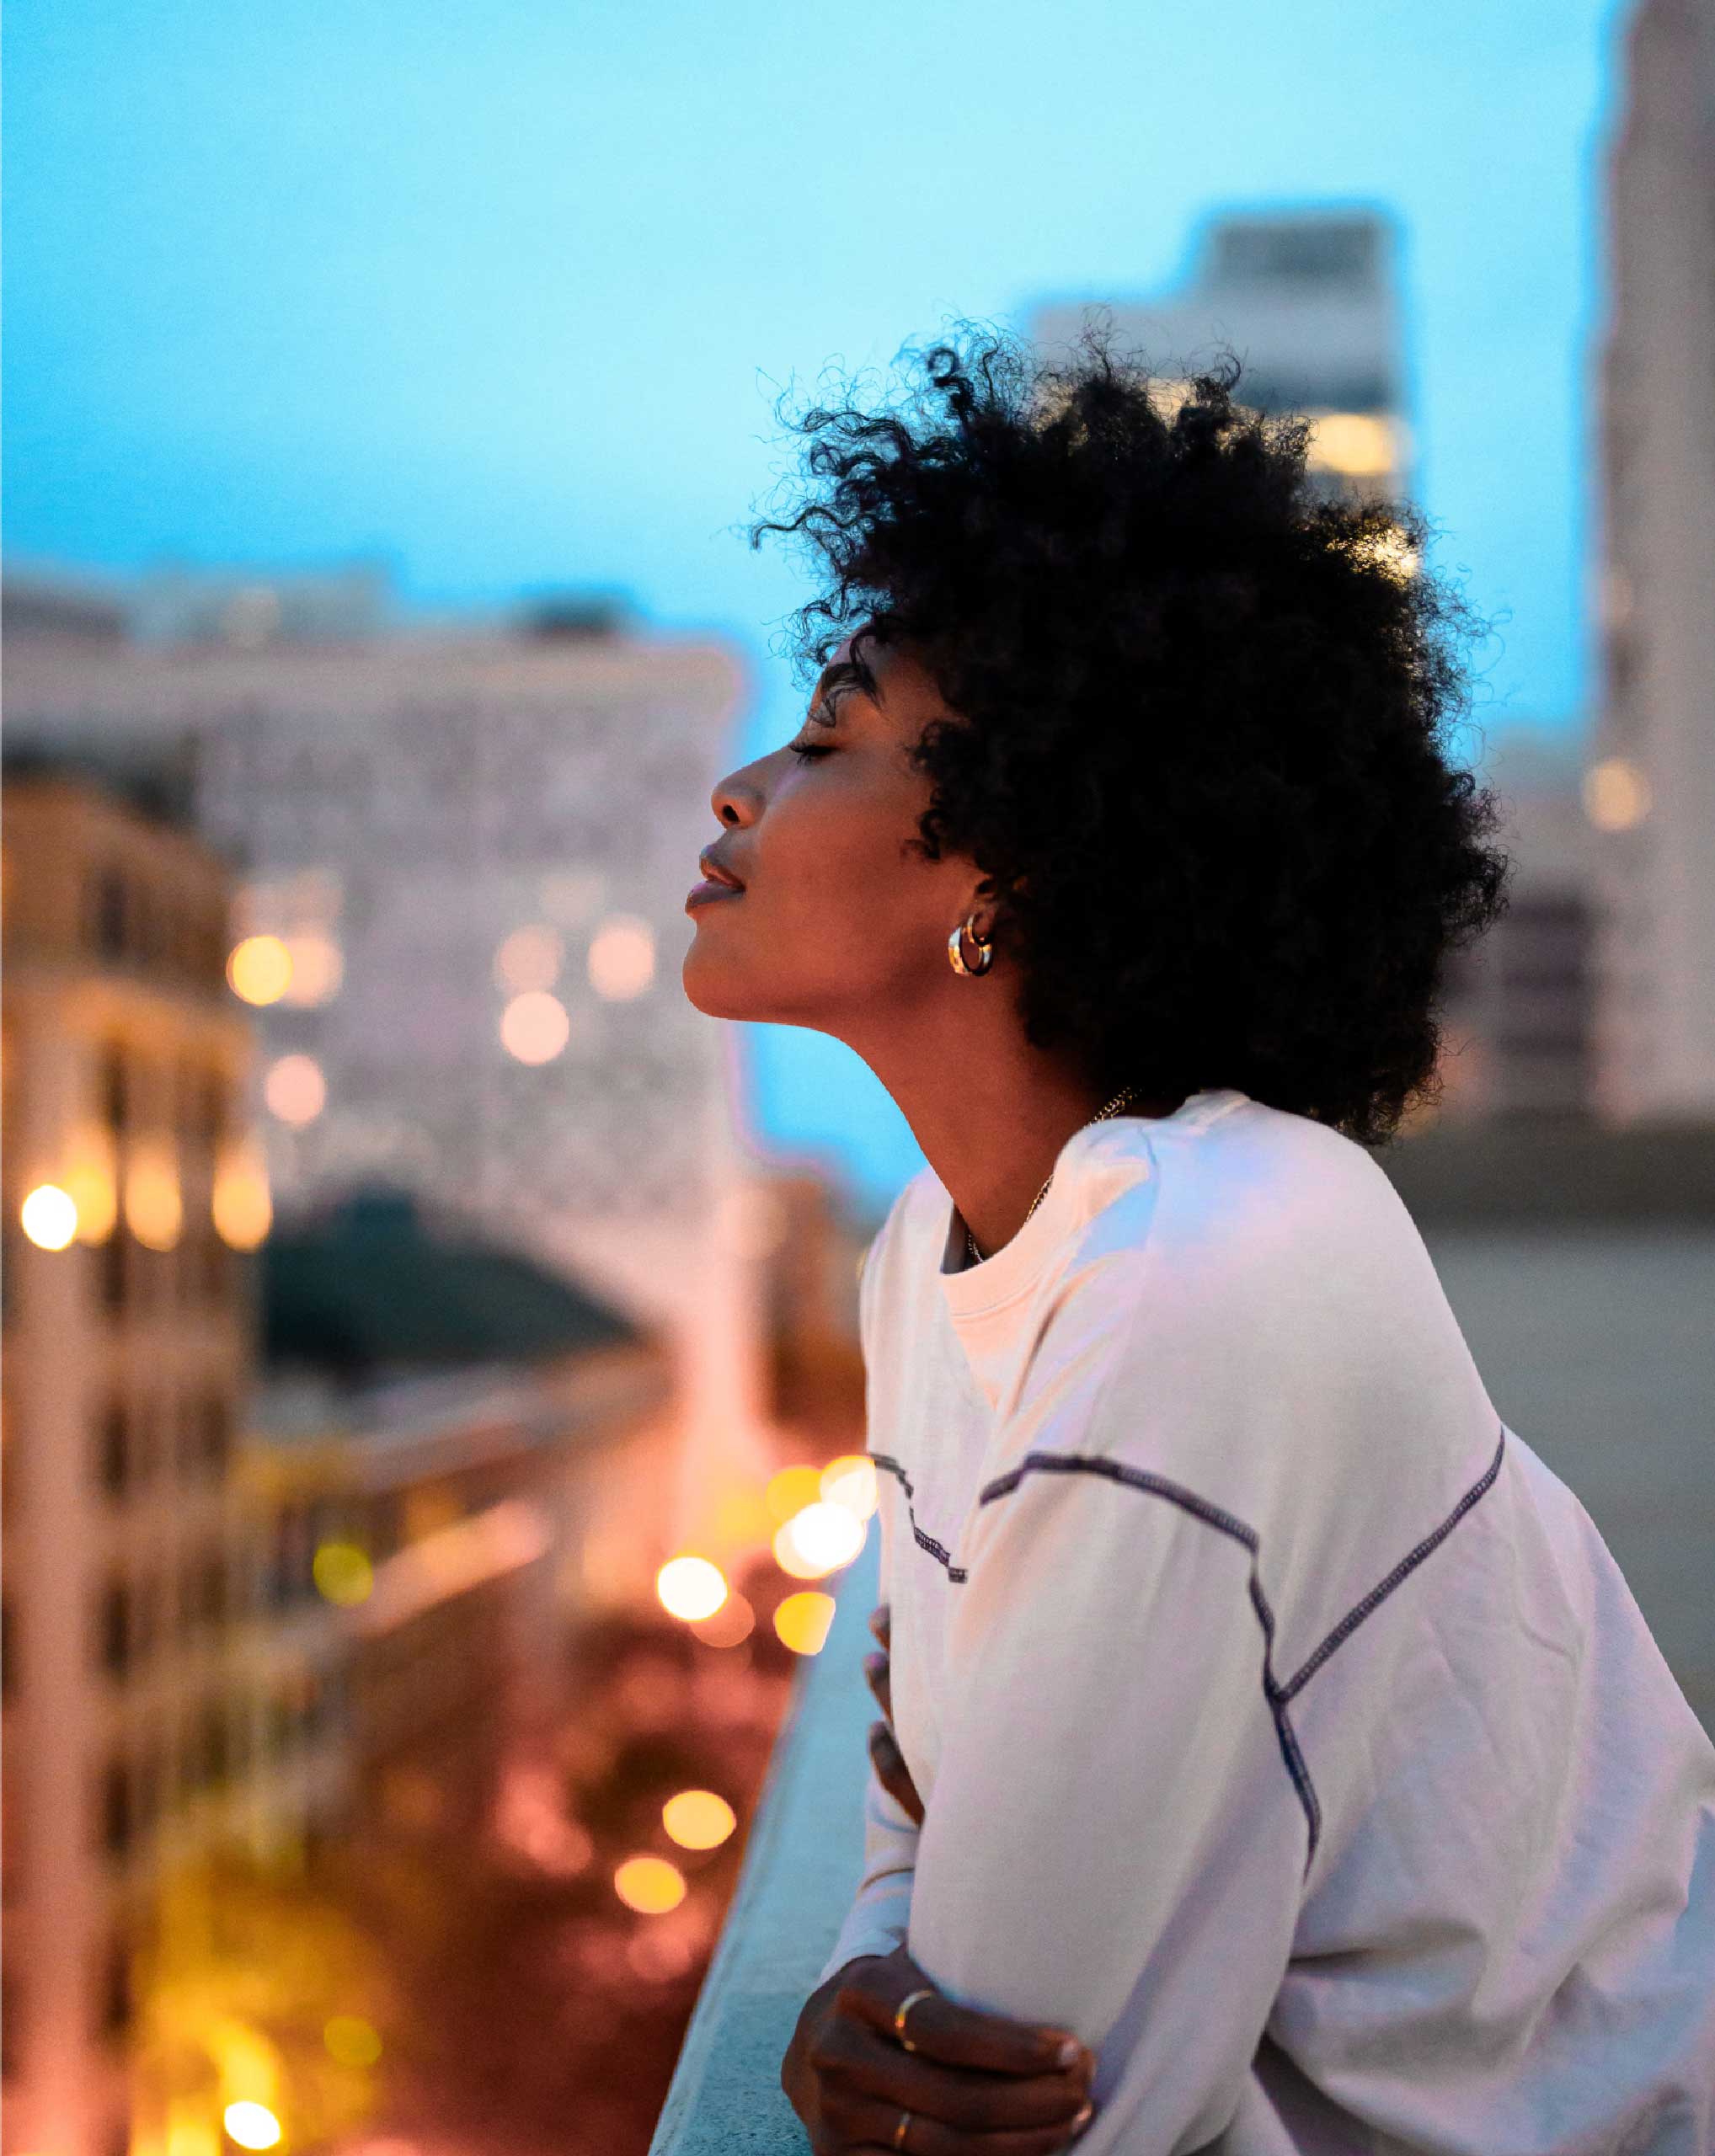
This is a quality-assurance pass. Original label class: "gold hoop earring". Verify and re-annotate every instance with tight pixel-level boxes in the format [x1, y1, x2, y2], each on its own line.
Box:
[947, 912, 994, 976]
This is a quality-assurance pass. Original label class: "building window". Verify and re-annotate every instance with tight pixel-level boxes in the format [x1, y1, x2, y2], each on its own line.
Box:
[100, 1225, 131, 1315]
[195, 1701, 228, 1788]
[98, 1404, 130, 1497]
[199, 1397, 232, 1481]
[99, 1761, 132, 1857]
[98, 1581, 131, 1679]
[98, 1934, 132, 2041]
[198, 1551, 227, 1631]
[91, 870, 128, 965]
[101, 1043, 130, 1132]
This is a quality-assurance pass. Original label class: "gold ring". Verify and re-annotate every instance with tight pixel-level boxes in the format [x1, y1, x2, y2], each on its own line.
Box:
[893, 2107, 913, 2150]
[893, 1986, 935, 2052]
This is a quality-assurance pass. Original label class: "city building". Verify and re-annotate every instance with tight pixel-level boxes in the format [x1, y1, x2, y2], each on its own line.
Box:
[1587, 0, 1715, 1121]
[241, 1180, 680, 1865]
[1433, 724, 1602, 1123]
[2, 773, 268, 2156]
[2, 566, 782, 1566]
[1030, 205, 1412, 505]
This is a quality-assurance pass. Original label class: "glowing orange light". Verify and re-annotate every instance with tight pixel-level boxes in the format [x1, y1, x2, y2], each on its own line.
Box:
[820, 1454, 879, 1519]
[1584, 757, 1650, 833]
[662, 1790, 737, 1849]
[613, 1854, 687, 1913]
[20, 1184, 77, 1250]
[765, 1465, 822, 1524]
[124, 1149, 183, 1251]
[773, 1591, 837, 1655]
[656, 1555, 728, 1622]
[774, 1502, 866, 1580]
[227, 936, 293, 1006]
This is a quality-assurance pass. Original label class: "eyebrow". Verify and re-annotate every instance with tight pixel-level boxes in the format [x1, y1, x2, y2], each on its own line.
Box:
[808, 657, 870, 726]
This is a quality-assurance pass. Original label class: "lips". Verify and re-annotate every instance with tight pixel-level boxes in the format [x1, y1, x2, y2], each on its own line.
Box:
[698, 855, 745, 890]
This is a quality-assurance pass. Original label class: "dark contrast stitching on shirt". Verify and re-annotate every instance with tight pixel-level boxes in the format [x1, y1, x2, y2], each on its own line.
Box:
[975, 1450, 1323, 1869]
[868, 1454, 970, 1582]
[1275, 1425, 1508, 1705]
[869, 1423, 1509, 1878]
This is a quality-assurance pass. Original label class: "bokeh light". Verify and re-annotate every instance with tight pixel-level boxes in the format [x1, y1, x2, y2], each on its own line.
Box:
[687, 1591, 755, 1649]
[587, 914, 654, 1001]
[280, 932, 343, 1006]
[19, 1183, 77, 1250]
[212, 1145, 272, 1250]
[500, 990, 570, 1065]
[773, 1502, 867, 1580]
[313, 1541, 375, 1607]
[124, 1149, 183, 1251]
[613, 1854, 687, 1913]
[227, 935, 293, 1006]
[1584, 756, 1651, 832]
[323, 2015, 383, 2068]
[222, 2104, 282, 2152]
[62, 1127, 118, 1242]
[820, 1454, 879, 1519]
[264, 1053, 327, 1126]
[764, 1465, 823, 1524]
[773, 1591, 837, 1656]
[656, 1555, 728, 1622]
[495, 924, 563, 992]
[661, 1789, 736, 1849]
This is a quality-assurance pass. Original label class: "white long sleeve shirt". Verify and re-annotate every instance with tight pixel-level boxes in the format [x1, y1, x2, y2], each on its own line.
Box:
[815, 1087, 1715, 2153]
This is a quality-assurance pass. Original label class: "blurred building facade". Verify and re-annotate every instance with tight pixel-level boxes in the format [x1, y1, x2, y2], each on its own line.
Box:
[3, 570, 784, 1563]
[1435, 726, 1602, 1123]
[1588, 0, 1715, 1122]
[1031, 205, 1412, 504]
[2, 777, 267, 2156]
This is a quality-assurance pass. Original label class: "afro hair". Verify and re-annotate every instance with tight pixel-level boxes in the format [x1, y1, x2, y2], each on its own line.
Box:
[751, 321, 1515, 1149]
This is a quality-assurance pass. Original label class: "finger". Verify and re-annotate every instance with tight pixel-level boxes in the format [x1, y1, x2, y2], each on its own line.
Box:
[826, 2034, 1093, 2138]
[868, 1603, 890, 1650]
[843, 2095, 1094, 2156]
[868, 1724, 924, 1825]
[863, 1651, 895, 1725]
[841, 1960, 1093, 2082]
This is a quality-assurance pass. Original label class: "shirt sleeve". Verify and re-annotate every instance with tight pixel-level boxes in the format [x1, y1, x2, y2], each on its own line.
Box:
[901, 1343, 1310, 2151]
[813, 1751, 920, 1989]
[815, 1211, 920, 1992]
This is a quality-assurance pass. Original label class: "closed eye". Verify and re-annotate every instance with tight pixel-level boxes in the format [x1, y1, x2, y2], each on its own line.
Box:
[787, 741, 833, 761]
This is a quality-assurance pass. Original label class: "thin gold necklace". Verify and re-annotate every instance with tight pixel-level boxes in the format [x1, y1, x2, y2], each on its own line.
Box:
[963, 1083, 1150, 1267]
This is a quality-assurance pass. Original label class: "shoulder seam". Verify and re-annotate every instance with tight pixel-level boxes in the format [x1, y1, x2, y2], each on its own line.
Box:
[868, 1420, 1509, 1880]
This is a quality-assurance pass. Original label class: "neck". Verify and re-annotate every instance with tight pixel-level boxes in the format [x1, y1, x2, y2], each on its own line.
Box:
[841, 992, 1183, 1262]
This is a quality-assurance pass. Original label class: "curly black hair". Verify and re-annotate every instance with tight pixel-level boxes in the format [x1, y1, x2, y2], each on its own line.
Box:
[751, 321, 1514, 1150]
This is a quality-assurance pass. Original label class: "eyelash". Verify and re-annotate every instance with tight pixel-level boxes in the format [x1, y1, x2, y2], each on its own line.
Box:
[788, 741, 832, 761]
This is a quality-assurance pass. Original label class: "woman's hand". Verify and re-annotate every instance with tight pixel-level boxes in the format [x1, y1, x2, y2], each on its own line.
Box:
[863, 1603, 924, 1827]
[782, 1942, 1098, 2153]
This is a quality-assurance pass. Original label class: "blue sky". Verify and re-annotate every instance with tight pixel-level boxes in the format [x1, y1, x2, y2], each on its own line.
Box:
[3, 0, 1627, 1213]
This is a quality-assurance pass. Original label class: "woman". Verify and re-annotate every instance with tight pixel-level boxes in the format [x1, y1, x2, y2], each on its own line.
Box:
[681, 328, 1715, 2153]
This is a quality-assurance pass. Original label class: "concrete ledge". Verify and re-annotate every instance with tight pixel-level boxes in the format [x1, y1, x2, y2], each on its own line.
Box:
[649, 1534, 880, 2156]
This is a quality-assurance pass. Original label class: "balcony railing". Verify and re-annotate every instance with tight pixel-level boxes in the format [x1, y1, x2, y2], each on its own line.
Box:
[649, 1531, 881, 2155]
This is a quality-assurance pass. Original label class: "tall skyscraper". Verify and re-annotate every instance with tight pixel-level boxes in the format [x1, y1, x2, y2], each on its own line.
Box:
[1031, 206, 1412, 504]
[1587, 0, 1715, 1122]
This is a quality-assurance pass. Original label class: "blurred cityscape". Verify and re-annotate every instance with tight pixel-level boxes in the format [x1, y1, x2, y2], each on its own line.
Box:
[3, 3, 1711, 2155]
